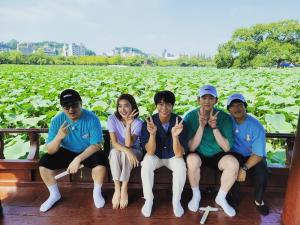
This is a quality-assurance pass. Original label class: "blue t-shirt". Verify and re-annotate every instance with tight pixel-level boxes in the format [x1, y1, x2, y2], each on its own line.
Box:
[231, 115, 266, 157]
[47, 109, 103, 153]
[140, 113, 189, 159]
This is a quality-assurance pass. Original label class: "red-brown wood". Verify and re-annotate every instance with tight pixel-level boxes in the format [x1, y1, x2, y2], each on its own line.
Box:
[0, 186, 285, 225]
[282, 112, 300, 225]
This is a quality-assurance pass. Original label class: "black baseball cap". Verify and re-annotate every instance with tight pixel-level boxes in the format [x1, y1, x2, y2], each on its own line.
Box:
[59, 89, 82, 106]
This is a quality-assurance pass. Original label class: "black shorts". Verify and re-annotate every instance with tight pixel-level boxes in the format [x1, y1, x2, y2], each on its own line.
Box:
[39, 147, 108, 170]
[193, 151, 239, 169]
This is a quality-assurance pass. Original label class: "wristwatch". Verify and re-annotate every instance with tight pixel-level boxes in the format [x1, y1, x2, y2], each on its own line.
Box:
[241, 164, 249, 172]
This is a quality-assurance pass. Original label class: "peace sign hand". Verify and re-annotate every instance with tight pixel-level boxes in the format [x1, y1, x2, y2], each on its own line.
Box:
[145, 116, 157, 135]
[198, 108, 208, 128]
[57, 121, 71, 140]
[171, 117, 184, 137]
[208, 110, 219, 129]
[124, 109, 138, 126]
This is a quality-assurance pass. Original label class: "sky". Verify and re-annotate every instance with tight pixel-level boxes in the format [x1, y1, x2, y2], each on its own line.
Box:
[0, 0, 299, 56]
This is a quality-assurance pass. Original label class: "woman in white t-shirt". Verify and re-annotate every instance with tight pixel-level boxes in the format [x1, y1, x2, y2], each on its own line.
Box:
[107, 94, 143, 209]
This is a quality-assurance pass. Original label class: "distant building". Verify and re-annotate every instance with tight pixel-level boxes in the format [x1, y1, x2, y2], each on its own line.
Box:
[62, 43, 86, 56]
[17, 43, 34, 55]
[0, 44, 11, 52]
[43, 47, 56, 56]
[111, 47, 147, 57]
[162, 49, 178, 60]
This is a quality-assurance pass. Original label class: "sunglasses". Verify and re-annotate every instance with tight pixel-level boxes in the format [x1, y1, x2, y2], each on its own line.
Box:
[62, 102, 80, 110]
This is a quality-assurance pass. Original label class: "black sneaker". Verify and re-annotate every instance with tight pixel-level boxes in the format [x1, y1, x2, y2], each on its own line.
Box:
[255, 201, 269, 216]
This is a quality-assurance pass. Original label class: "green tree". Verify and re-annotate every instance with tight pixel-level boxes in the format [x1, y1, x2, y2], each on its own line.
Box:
[215, 20, 300, 68]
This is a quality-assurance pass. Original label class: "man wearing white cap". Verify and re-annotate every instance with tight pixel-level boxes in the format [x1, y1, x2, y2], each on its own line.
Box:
[184, 85, 239, 217]
[227, 93, 269, 215]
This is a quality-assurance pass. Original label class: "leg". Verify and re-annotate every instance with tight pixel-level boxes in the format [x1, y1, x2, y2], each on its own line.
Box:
[252, 159, 269, 215]
[186, 153, 202, 212]
[141, 154, 162, 217]
[120, 181, 129, 209]
[167, 157, 187, 217]
[91, 165, 106, 208]
[109, 149, 122, 209]
[216, 155, 239, 217]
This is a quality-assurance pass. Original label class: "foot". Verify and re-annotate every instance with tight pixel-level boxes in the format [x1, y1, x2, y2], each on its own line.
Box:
[173, 200, 184, 217]
[40, 193, 61, 212]
[255, 200, 269, 216]
[141, 200, 153, 217]
[93, 191, 105, 208]
[215, 196, 236, 217]
[112, 190, 121, 209]
[188, 194, 201, 212]
[120, 188, 128, 209]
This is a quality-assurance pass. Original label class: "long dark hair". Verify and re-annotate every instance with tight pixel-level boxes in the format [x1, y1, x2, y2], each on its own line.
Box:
[115, 94, 139, 120]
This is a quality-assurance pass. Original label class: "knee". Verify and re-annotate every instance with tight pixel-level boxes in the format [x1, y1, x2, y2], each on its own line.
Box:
[92, 165, 106, 174]
[220, 155, 239, 172]
[173, 158, 187, 174]
[39, 166, 51, 175]
[141, 155, 156, 172]
[186, 153, 201, 171]
[109, 148, 119, 159]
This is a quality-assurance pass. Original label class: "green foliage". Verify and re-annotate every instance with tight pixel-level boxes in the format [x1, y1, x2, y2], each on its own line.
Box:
[0, 65, 299, 164]
[215, 20, 300, 68]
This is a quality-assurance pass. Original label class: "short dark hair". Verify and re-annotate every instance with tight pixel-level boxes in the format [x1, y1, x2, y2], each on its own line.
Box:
[115, 94, 139, 120]
[154, 90, 175, 106]
[227, 99, 248, 110]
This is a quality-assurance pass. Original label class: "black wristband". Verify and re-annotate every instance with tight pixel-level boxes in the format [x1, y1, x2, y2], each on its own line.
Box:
[212, 127, 218, 130]
[241, 164, 248, 171]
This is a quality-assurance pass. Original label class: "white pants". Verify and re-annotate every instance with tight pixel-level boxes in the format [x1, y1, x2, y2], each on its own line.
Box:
[109, 148, 142, 182]
[141, 154, 187, 201]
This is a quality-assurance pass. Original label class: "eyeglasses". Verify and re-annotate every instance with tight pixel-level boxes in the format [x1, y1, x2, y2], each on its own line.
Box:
[62, 102, 80, 110]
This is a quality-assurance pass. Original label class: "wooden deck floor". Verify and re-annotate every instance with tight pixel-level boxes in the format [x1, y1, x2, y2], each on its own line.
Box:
[0, 185, 285, 225]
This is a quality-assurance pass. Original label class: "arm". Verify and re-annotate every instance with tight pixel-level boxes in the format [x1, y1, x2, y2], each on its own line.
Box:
[67, 144, 101, 173]
[144, 117, 157, 155]
[188, 126, 204, 152]
[237, 154, 263, 182]
[46, 121, 70, 154]
[212, 128, 230, 152]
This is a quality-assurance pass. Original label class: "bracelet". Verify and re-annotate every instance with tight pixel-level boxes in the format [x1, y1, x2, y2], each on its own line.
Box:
[241, 164, 249, 171]
[212, 127, 218, 130]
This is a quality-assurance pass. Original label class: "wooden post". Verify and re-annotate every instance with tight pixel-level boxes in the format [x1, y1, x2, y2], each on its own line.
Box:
[282, 112, 300, 225]
[27, 132, 40, 160]
[0, 132, 4, 159]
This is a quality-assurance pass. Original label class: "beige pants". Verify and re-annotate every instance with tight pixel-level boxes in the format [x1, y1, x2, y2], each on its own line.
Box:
[109, 148, 142, 182]
[141, 154, 187, 201]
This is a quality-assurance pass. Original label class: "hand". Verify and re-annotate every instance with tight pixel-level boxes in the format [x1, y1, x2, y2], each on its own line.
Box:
[145, 116, 157, 135]
[208, 110, 219, 129]
[125, 149, 139, 168]
[67, 157, 81, 174]
[237, 168, 246, 182]
[124, 109, 139, 127]
[171, 117, 184, 137]
[57, 121, 71, 140]
[198, 108, 208, 128]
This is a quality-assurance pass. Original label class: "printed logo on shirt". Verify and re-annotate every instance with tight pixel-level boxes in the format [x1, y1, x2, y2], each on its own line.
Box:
[245, 134, 251, 142]
[82, 133, 90, 139]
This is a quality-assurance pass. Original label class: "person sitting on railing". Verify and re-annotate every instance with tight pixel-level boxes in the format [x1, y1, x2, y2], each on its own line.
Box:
[107, 94, 143, 209]
[226, 93, 269, 216]
[39, 89, 108, 212]
[184, 85, 239, 217]
[140, 90, 188, 218]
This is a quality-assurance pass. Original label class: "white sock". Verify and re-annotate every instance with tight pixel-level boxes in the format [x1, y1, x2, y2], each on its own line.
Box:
[141, 199, 153, 217]
[188, 187, 201, 212]
[93, 183, 105, 208]
[215, 189, 236, 217]
[40, 183, 61, 212]
[172, 199, 184, 217]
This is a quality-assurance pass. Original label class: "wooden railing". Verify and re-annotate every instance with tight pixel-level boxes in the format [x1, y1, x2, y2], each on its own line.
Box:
[0, 128, 296, 166]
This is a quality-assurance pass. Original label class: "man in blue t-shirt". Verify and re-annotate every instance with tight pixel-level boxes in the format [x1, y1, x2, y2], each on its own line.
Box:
[227, 93, 269, 216]
[39, 89, 108, 212]
[140, 91, 188, 218]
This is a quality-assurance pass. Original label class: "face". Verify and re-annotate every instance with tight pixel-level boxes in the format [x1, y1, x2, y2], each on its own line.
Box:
[62, 101, 82, 121]
[228, 102, 247, 120]
[198, 94, 217, 112]
[156, 100, 173, 121]
[118, 99, 133, 118]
